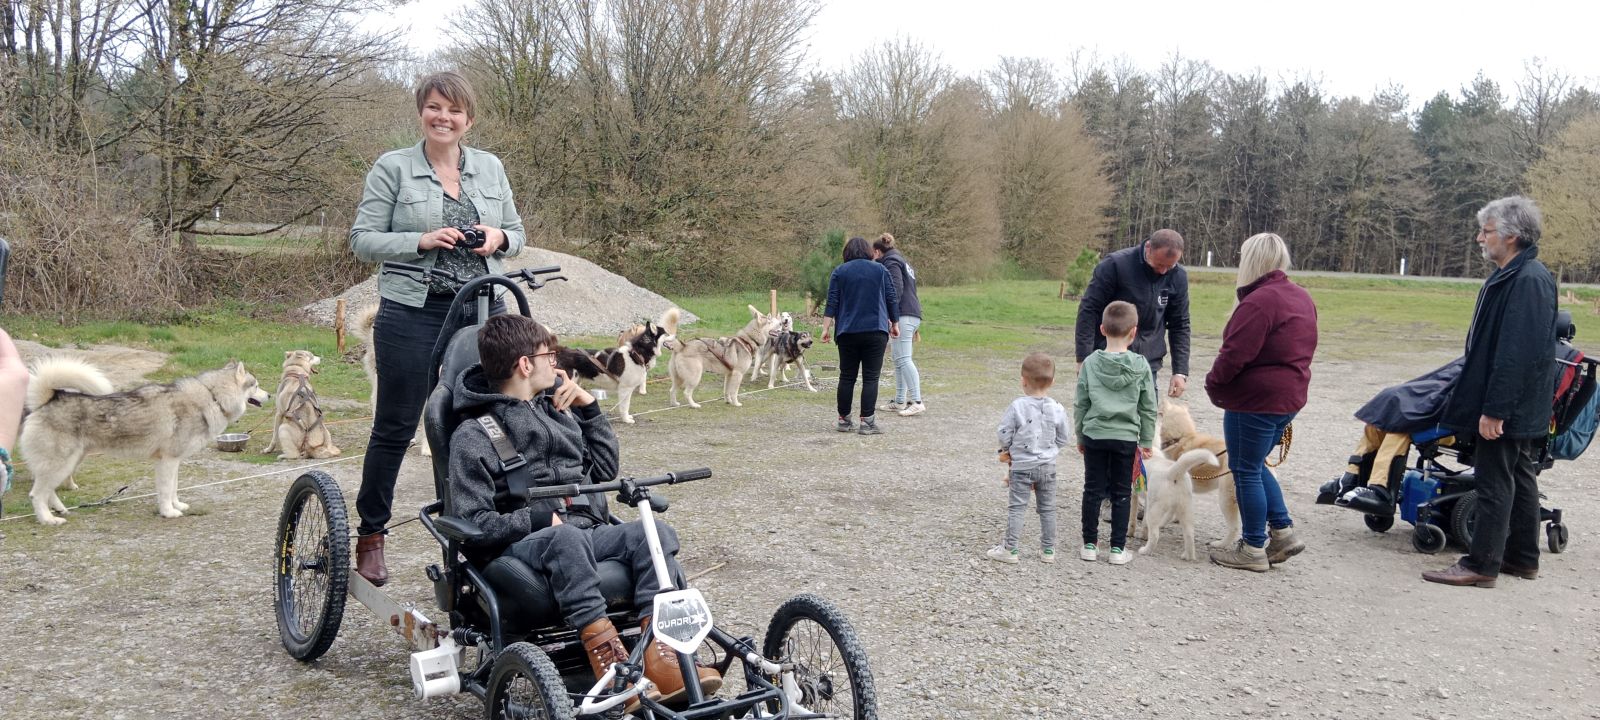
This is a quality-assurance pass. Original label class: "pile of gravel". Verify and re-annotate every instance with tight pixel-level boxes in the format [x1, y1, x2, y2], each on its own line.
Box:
[296, 246, 697, 337]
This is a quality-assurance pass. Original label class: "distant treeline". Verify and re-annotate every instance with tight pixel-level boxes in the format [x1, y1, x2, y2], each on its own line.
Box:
[4, 0, 1598, 320]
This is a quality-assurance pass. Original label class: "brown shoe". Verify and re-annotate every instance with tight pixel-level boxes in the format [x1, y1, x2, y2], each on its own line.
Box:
[580, 617, 653, 712]
[642, 619, 723, 703]
[1421, 561, 1496, 588]
[1499, 562, 1539, 580]
[355, 533, 388, 587]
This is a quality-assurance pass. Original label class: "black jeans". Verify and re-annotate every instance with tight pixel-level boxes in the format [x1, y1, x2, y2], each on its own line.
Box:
[1081, 437, 1136, 549]
[358, 294, 499, 535]
[502, 519, 686, 629]
[835, 331, 889, 419]
[1463, 436, 1542, 575]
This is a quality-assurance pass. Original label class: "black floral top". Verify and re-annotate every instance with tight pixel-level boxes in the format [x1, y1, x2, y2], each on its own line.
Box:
[427, 153, 491, 296]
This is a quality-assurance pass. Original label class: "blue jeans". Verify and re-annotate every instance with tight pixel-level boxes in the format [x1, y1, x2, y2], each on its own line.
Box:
[891, 316, 922, 404]
[1223, 410, 1296, 548]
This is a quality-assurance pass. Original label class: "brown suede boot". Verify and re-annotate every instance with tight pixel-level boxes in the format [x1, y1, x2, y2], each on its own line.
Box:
[641, 619, 723, 703]
[354, 532, 388, 587]
[580, 618, 652, 711]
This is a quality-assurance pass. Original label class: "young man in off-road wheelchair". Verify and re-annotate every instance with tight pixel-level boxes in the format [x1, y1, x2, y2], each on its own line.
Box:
[272, 262, 875, 720]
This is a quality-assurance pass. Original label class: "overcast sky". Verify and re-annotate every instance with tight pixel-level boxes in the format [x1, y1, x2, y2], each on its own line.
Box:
[371, 0, 1598, 105]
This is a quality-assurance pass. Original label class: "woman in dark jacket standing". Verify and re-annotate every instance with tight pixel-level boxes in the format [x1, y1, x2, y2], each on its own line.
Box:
[875, 233, 925, 416]
[347, 71, 526, 585]
[1205, 233, 1318, 572]
[822, 236, 899, 435]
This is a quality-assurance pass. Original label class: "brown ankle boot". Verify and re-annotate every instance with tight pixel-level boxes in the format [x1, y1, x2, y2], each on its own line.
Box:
[580, 618, 652, 711]
[355, 533, 388, 587]
[641, 619, 723, 702]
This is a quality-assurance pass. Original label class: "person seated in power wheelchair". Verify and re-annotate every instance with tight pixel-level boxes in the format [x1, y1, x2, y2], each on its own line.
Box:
[447, 313, 721, 707]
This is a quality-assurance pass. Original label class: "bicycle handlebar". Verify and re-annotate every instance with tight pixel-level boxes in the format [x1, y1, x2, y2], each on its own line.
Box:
[380, 261, 564, 289]
[525, 468, 713, 501]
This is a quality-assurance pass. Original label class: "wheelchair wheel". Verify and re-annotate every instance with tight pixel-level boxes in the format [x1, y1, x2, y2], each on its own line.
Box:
[1411, 523, 1447, 554]
[485, 642, 575, 720]
[763, 594, 878, 720]
[1547, 523, 1569, 554]
[1363, 513, 1394, 533]
[1450, 491, 1479, 548]
[274, 471, 349, 662]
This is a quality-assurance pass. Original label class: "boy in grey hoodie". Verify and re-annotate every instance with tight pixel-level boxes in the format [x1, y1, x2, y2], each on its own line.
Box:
[1075, 301, 1157, 565]
[987, 352, 1072, 564]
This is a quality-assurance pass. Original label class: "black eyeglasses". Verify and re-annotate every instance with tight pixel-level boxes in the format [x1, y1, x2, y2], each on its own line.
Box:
[525, 350, 559, 363]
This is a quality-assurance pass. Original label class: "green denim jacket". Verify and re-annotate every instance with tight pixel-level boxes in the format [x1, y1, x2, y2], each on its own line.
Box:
[349, 142, 526, 307]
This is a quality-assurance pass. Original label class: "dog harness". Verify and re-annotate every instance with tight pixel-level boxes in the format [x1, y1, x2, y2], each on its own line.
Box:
[695, 336, 757, 372]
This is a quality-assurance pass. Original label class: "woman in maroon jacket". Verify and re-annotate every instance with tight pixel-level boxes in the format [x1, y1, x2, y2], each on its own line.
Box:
[1205, 233, 1318, 572]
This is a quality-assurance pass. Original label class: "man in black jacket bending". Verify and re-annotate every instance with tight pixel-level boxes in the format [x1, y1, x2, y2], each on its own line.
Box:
[447, 314, 720, 701]
[1075, 229, 1191, 397]
[1424, 196, 1558, 588]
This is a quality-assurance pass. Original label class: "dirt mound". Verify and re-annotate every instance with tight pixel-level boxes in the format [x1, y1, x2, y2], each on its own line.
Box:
[296, 246, 697, 337]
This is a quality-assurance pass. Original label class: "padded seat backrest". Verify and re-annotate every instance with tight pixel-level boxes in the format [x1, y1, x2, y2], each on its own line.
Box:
[425, 324, 486, 509]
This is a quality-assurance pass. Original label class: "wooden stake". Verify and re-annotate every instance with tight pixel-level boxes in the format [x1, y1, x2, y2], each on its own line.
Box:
[804, 291, 815, 317]
[1059, 281, 1066, 299]
[335, 298, 347, 354]
[770, 288, 778, 316]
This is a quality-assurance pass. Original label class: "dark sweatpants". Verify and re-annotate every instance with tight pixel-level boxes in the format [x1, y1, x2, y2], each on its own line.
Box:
[502, 519, 686, 629]
[1462, 436, 1542, 576]
[835, 330, 888, 419]
[1081, 437, 1136, 549]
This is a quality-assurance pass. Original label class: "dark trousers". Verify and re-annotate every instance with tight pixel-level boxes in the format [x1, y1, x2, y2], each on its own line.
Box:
[835, 330, 889, 419]
[502, 519, 685, 629]
[1463, 436, 1542, 575]
[1081, 437, 1136, 548]
[358, 295, 499, 535]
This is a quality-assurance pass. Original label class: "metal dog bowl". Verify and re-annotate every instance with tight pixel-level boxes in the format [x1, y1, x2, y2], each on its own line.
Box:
[216, 433, 250, 452]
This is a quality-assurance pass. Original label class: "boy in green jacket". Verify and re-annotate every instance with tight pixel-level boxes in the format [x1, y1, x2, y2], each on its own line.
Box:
[1075, 300, 1157, 565]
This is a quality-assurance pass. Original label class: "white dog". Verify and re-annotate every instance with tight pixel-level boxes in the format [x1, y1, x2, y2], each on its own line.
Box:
[1136, 448, 1223, 561]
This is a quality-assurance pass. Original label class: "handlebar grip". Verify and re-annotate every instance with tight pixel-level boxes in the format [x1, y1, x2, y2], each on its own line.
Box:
[525, 264, 561, 275]
[526, 483, 582, 500]
[381, 260, 426, 274]
[673, 468, 712, 482]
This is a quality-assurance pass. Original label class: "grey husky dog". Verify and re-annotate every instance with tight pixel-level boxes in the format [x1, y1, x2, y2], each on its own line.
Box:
[21, 358, 269, 525]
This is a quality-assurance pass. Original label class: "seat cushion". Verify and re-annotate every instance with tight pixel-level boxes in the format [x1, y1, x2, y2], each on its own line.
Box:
[481, 556, 635, 634]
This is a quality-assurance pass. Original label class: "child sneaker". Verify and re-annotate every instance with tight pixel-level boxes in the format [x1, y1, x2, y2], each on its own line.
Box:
[1040, 548, 1057, 564]
[1079, 543, 1098, 562]
[880, 401, 905, 413]
[1109, 547, 1131, 565]
[985, 545, 1019, 564]
[898, 401, 926, 417]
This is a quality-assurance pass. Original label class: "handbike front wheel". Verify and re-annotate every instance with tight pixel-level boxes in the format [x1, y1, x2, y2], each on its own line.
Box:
[274, 470, 350, 662]
[485, 642, 575, 720]
[763, 594, 878, 720]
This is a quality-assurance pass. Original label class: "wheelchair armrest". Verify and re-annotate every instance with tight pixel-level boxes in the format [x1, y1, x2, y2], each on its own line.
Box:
[433, 515, 491, 546]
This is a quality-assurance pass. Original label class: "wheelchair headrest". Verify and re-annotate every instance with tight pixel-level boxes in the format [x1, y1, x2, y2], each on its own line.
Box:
[1557, 310, 1575, 342]
[425, 325, 486, 507]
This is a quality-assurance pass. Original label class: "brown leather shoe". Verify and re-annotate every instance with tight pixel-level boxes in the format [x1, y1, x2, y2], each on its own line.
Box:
[1421, 561, 1496, 588]
[580, 618, 652, 712]
[1499, 562, 1539, 580]
[642, 619, 723, 703]
[355, 533, 388, 587]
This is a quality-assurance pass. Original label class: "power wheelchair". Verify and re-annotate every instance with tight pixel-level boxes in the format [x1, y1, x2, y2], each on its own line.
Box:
[272, 262, 877, 719]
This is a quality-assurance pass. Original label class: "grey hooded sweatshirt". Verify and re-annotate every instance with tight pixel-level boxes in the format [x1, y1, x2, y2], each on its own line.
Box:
[1073, 349, 1157, 447]
[446, 363, 619, 557]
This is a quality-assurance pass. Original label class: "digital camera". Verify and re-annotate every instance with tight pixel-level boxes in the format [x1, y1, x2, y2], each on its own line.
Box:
[454, 225, 486, 250]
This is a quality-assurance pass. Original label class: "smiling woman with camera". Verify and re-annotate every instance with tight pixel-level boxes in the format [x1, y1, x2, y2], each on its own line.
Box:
[348, 71, 526, 586]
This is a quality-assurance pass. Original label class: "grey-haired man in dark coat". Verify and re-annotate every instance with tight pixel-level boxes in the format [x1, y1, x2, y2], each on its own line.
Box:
[1423, 196, 1558, 588]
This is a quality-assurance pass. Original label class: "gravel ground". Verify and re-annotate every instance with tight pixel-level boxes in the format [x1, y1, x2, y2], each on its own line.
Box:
[296, 247, 699, 336]
[2, 335, 1598, 720]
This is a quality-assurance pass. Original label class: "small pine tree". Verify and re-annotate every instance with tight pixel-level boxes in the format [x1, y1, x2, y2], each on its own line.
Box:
[801, 230, 846, 305]
[1063, 248, 1100, 299]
